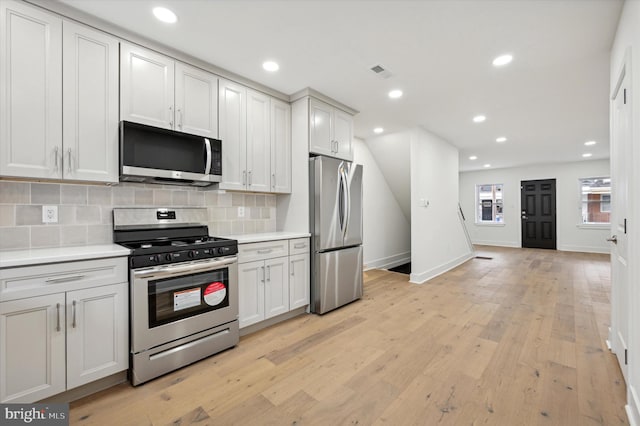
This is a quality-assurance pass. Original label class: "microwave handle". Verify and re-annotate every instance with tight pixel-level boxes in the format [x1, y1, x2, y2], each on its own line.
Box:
[204, 138, 212, 175]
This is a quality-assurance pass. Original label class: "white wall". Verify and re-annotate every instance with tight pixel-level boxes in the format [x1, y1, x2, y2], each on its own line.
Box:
[352, 137, 410, 270]
[610, 2, 640, 424]
[410, 128, 473, 283]
[459, 160, 610, 253]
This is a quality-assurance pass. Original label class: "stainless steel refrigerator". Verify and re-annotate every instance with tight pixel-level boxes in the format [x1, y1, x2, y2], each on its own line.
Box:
[309, 155, 363, 314]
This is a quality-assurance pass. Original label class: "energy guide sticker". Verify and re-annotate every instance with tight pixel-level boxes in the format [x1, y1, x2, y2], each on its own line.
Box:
[174, 288, 201, 311]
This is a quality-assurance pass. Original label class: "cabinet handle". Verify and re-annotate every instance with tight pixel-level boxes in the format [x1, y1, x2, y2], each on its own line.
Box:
[335, 140, 339, 153]
[257, 249, 272, 254]
[45, 275, 85, 284]
[177, 108, 183, 129]
[261, 266, 265, 283]
[271, 173, 275, 189]
[56, 303, 61, 332]
[242, 170, 246, 186]
[294, 243, 306, 249]
[72, 300, 77, 328]
[67, 148, 72, 174]
[291, 261, 294, 276]
[53, 146, 59, 172]
[248, 171, 252, 186]
[266, 265, 271, 281]
[169, 106, 174, 128]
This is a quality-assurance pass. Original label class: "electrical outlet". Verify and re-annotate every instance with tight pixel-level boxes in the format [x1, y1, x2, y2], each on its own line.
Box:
[237, 206, 245, 218]
[42, 206, 58, 223]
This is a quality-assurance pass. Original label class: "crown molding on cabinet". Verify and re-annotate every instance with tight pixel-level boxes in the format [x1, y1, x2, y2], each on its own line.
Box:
[289, 88, 359, 116]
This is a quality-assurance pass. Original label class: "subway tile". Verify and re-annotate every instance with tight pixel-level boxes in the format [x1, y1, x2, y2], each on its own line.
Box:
[31, 183, 60, 204]
[101, 207, 114, 225]
[255, 195, 266, 207]
[154, 189, 172, 206]
[261, 208, 272, 219]
[216, 221, 231, 236]
[87, 225, 112, 244]
[226, 207, 238, 220]
[61, 185, 87, 205]
[76, 206, 101, 224]
[31, 225, 60, 248]
[204, 191, 218, 206]
[88, 186, 112, 206]
[188, 191, 205, 207]
[171, 190, 189, 206]
[266, 195, 277, 207]
[135, 188, 154, 206]
[255, 220, 266, 233]
[209, 207, 226, 221]
[244, 221, 256, 234]
[217, 192, 232, 207]
[58, 205, 76, 225]
[244, 195, 256, 207]
[230, 220, 244, 234]
[61, 225, 87, 246]
[231, 193, 244, 207]
[0, 205, 15, 226]
[113, 185, 135, 206]
[16, 205, 42, 226]
[0, 227, 30, 250]
[0, 181, 30, 204]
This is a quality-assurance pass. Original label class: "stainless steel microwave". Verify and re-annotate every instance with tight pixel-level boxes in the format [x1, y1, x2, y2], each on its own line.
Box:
[120, 121, 222, 187]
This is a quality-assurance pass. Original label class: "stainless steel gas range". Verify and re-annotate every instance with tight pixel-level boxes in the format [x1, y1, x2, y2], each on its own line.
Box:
[113, 208, 238, 385]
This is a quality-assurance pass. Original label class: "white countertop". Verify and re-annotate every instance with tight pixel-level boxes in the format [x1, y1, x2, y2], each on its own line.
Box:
[0, 244, 131, 269]
[223, 232, 311, 244]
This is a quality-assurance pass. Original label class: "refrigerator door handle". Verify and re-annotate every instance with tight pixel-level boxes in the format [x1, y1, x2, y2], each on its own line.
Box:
[341, 166, 350, 240]
[338, 168, 345, 233]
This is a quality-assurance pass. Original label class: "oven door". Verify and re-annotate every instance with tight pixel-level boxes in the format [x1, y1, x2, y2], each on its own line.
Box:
[131, 256, 238, 353]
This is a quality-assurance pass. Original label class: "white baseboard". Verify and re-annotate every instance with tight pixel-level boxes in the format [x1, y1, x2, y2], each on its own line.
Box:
[627, 385, 640, 426]
[409, 251, 474, 284]
[557, 245, 609, 254]
[471, 240, 520, 248]
[364, 251, 411, 271]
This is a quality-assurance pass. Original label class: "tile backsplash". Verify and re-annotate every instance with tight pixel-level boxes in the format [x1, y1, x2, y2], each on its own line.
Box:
[0, 180, 276, 251]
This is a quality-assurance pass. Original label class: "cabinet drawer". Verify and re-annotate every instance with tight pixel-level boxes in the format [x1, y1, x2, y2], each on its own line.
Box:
[289, 238, 310, 255]
[238, 240, 288, 263]
[0, 257, 128, 301]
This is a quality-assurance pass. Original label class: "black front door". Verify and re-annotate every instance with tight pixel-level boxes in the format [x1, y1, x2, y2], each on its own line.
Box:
[521, 179, 556, 249]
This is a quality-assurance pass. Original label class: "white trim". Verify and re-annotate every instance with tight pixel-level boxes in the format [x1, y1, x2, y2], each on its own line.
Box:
[576, 223, 610, 230]
[627, 385, 640, 426]
[557, 245, 609, 254]
[409, 252, 474, 284]
[474, 222, 506, 227]
[364, 251, 411, 271]
[470, 240, 520, 248]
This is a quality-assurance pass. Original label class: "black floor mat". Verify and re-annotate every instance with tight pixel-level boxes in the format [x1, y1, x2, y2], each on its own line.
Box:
[389, 262, 411, 274]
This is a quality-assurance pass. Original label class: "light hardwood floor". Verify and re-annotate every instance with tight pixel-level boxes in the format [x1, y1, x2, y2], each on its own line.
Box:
[70, 246, 627, 425]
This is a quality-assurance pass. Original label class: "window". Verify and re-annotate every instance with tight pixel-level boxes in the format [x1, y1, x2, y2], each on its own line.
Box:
[476, 184, 503, 223]
[579, 177, 611, 224]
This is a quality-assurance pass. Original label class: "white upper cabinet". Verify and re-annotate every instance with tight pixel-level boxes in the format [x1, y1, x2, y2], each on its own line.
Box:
[309, 97, 353, 161]
[0, 0, 62, 179]
[271, 99, 292, 193]
[121, 43, 218, 139]
[62, 20, 119, 182]
[174, 62, 218, 138]
[120, 43, 175, 130]
[246, 89, 271, 192]
[218, 78, 247, 191]
[0, 0, 118, 182]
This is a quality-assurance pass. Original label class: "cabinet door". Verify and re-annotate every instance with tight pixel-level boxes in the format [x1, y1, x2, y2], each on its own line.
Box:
[333, 109, 354, 161]
[308, 98, 333, 157]
[271, 98, 291, 193]
[264, 257, 289, 319]
[218, 79, 247, 191]
[289, 253, 310, 310]
[66, 283, 128, 390]
[246, 89, 271, 193]
[175, 62, 218, 138]
[0, 294, 66, 403]
[0, 0, 62, 179]
[120, 43, 174, 129]
[238, 260, 264, 328]
[62, 21, 119, 183]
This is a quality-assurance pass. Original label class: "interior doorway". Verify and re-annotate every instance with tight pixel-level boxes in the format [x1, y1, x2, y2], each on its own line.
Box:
[520, 179, 557, 249]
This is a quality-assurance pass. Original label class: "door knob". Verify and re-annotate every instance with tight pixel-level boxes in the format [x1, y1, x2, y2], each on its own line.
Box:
[607, 235, 618, 244]
[521, 216, 528, 220]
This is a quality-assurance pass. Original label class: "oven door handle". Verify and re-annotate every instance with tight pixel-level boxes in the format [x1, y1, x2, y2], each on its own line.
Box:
[133, 256, 237, 279]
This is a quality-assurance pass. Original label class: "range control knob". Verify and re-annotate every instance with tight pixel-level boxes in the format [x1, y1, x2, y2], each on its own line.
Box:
[217, 247, 225, 255]
[165, 253, 173, 262]
[188, 250, 197, 259]
[153, 254, 161, 263]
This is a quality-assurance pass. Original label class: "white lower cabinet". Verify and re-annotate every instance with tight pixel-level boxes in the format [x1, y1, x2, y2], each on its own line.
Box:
[238, 237, 309, 329]
[0, 257, 128, 403]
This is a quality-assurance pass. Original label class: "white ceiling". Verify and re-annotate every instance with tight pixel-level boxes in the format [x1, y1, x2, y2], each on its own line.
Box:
[55, 0, 623, 172]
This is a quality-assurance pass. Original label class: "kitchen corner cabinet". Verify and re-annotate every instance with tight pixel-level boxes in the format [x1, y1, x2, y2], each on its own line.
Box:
[0, 0, 119, 182]
[237, 237, 309, 329]
[309, 97, 353, 161]
[219, 79, 291, 193]
[120, 43, 218, 138]
[0, 257, 128, 403]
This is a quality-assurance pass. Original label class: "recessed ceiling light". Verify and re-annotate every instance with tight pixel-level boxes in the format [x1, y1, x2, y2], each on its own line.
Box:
[496, 137, 507, 143]
[388, 89, 403, 99]
[469, 155, 478, 160]
[153, 7, 177, 23]
[473, 115, 486, 123]
[483, 164, 491, 168]
[492, 54, 513, 67]
[582, 153, 593, 158]
[262, 61, 279, 72]
[373, 127, 384, 134]
[584, 140, 597, 146]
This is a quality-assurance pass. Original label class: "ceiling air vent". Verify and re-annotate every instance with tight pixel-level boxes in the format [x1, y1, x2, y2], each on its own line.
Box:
[370, 64, 393, 79]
